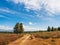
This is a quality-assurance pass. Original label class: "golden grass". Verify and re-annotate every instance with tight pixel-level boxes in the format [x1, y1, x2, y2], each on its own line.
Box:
[0, 31, 60, 45]
[0, 33, 24, 45]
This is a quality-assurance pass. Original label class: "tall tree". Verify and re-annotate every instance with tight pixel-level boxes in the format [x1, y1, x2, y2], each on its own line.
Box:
[47, 26, 51, 31]
[58, 27, 60, 31]
[14, 23, 24, 33]
[51, 27, 54, 31]
[19, 23, 24, 33]
[14, 23, 20, 33]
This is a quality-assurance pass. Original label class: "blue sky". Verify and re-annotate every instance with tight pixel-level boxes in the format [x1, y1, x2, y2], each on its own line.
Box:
[0, 0, 60, 31]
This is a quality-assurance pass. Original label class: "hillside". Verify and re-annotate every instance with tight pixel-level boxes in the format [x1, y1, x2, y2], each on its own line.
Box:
[0, 31, 60, 45]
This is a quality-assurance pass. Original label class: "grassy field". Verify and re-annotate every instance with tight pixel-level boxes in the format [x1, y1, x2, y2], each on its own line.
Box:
[0, 31, 60, 45]
[0, 33, 24, 45]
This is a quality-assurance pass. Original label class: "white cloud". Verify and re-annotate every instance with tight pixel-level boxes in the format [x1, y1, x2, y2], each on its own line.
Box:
[0, 8, 36, 19]
[0, 8, 17, 19]
[7, 0, 42, 10]
[0, 15, 10, 19]
[0, 8, 26, 19]
[45, 0, 60, 13]
[7, 0, 60, 14]
[42, 17, 54, 21]
[0, 25, 13, 30]
[0, 8, 16, 14]
[23, 25, 42, 31]
[28, 22, 37, 25]
[29, 22, 33, 25]
[36, 14, 43, 18]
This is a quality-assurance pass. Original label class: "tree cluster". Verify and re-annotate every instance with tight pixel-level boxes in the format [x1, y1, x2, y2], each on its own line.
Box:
[47, 26, 60, 31]
[14, 22, 60, 33]
[14, 23, 24, 33]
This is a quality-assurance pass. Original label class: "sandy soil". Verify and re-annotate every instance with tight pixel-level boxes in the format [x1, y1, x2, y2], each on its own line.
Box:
[8, 34, 60, 45]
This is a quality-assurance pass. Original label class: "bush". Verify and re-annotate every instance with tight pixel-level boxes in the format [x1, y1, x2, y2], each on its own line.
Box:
[40, 36, 50, 39]
[51, 40, 55, 42]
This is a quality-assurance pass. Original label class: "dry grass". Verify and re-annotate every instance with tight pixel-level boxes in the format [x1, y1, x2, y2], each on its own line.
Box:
[0, 31, 60, 45]
[0, 33, 24, 45]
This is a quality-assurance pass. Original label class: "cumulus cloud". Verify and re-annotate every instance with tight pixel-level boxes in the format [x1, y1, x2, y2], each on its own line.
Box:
[28, 22, 37, 25]
[29, 22, 33, 25]
[0, 25, 13, 30]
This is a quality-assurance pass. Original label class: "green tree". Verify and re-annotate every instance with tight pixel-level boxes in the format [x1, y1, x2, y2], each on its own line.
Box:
[58, 27, 60, 31]
[47, 26, 51, 31]
[14, 23, 24, 33]
[14, 23, 19, 33]
[19, 23, 24, 33]
[18, 23, 24, 33]
[51, 27, 54, 31]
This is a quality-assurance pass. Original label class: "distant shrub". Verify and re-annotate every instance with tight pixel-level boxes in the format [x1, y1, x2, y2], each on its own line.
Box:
[40, 36, 50, 39]
[50, 39, 56, 45]
[34, 34, 40, 38]
[34, 35, 41, 38]
[51, 40, 55, 42]
[58, 27, 60, 31]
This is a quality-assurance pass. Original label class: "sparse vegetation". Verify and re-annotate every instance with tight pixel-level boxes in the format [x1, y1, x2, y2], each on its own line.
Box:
[0, 33, 24, 45]
[0, 31, 60, 45]
[0, 23, 60, 45]
[47, 26, 60, 32]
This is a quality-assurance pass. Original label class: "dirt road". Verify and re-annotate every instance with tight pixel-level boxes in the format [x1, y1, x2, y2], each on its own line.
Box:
[8, 34, 32, 45]
[8, 34, 60, 45]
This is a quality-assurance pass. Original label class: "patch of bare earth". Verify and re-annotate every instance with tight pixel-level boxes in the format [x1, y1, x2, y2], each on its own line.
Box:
[8, 34, 60, 45]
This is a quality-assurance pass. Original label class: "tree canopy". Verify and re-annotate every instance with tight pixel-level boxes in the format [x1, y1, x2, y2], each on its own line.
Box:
[47, 26, 60, 31]
[14, 23, 24, 33]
